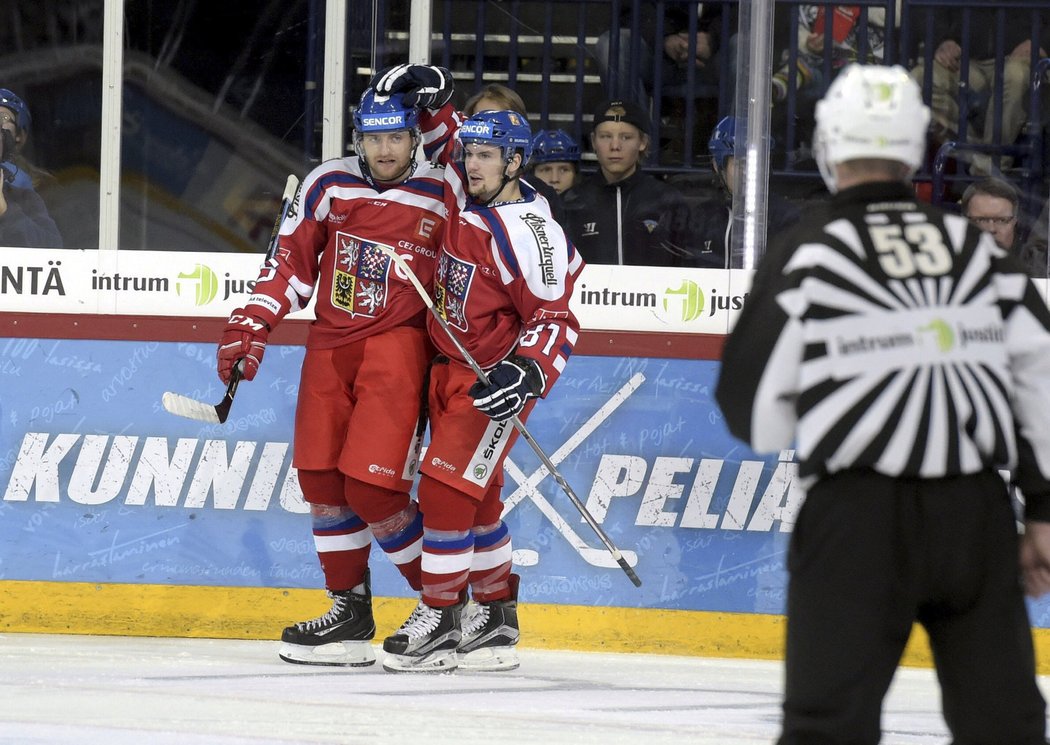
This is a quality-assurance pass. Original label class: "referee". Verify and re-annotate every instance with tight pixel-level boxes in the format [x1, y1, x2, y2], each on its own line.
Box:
[716, 64, 1050, 745]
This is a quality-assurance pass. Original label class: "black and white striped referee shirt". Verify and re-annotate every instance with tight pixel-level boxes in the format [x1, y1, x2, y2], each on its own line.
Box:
[716, 181, 1050, 515]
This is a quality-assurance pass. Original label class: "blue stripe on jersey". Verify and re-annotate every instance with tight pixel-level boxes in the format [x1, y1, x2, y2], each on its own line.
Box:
[422, 532, 475, 553]
[307, 171, 368, 215]
[559, 341, 573, 358]
[401, 177, 445, 200]
[472, 521, 509, 549]
[476, 209, 521, 277]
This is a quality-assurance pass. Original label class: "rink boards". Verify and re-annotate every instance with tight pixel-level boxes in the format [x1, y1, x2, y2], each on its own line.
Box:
[1, 249, 1049, 667]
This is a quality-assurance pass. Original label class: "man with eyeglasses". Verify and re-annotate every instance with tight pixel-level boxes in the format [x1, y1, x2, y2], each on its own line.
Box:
[961, 177, 1020, 253]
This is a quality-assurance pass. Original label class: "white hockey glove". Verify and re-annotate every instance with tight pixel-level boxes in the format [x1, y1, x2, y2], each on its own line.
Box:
[469, 355, 547, 422]
[370, 64, 455, 109]
[217, 309, 269, 383]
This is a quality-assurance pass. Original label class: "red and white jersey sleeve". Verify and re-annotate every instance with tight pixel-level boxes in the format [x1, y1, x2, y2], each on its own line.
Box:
[243, 157, 446, 349]
[432, 181, 584, 392]
[419, 105, 461, 164]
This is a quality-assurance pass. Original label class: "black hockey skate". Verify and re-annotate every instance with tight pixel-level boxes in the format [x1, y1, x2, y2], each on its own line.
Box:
[278, 571, 376, 667]
[382, 599, 463, 673]
[457, 573, 520, 671]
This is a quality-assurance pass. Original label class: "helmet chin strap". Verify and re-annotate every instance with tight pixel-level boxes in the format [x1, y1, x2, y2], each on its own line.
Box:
[475, 158, 520, 207]
[714, 165, 731, 200]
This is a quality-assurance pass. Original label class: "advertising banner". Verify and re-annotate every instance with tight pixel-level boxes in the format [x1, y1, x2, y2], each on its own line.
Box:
[0, 336, 798, 614]
[2, 249, 1047, 330]
[0, 249, 752, 334]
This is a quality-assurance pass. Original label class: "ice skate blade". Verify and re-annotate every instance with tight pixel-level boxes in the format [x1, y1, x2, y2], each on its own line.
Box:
[382, 649, 459, 674]
[457, 646, 519, 672]
[278, 641, 376, 667]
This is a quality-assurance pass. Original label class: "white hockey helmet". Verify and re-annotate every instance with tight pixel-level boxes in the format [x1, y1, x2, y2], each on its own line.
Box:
[814, 64, 930, 193]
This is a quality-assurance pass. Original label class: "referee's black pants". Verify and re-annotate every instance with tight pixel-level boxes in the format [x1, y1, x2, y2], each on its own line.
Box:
[778, 469, 1047, 745]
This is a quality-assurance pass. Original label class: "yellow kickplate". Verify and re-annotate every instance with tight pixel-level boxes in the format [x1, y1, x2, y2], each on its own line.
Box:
[2, 580, 1048, 671]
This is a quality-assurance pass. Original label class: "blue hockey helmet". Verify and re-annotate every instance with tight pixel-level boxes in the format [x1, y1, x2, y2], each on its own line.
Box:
[708, 115, 736, 172]
[531, 129, 580, 164]
[458, 110, 533, 166]
[353, 88, 419, 133]
[0, 89, 31, 133]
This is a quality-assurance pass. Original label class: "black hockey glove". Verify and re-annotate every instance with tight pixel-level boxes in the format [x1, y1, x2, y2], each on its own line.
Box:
[370, 64, 455, 109]
[469, 355, 547, 422]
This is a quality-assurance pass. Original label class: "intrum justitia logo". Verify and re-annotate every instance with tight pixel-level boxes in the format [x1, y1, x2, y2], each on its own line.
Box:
[662, 280, 704, 322]
[176, 264, 219, 305]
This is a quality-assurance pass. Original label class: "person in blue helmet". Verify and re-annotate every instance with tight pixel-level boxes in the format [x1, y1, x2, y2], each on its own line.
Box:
[369, 63, 583, 673]
[0, 88, 61, 248]
[686, 115, 800, 268]
[460, 84, 565, 221]
[529, 129, 580, 196]
[0, 88, 36, 191]
[214, 88, 447, 668]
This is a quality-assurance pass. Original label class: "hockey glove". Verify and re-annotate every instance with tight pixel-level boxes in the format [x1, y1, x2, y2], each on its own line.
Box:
[217, 309, 269, 383]
[469, 355, 547, 422]
[370, 64, 455, 109]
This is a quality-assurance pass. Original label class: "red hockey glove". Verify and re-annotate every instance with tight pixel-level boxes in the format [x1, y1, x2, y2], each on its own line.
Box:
[217, 309, 269, 383]
[468, 355, 547, 422]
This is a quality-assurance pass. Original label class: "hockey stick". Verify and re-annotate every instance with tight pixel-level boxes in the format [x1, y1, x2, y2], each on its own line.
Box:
[162, 173, 300, 424]
[376, 244, 642, 587]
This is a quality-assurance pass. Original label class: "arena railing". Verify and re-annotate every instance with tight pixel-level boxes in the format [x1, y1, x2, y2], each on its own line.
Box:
[371, 0, 1048, 194]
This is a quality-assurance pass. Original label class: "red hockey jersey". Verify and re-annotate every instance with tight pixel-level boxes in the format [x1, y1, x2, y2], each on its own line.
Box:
[243, 157, 446, 349]
[421, 107, 584, 391]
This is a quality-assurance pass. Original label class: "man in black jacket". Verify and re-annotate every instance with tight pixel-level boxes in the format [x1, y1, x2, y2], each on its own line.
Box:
[717, 64, 1050, 745]
[561, 99, 690, 266]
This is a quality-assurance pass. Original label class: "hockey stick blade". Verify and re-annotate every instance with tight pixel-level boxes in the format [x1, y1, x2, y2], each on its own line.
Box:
[163, 367, 242, 424]
[617, 556, 642, 587]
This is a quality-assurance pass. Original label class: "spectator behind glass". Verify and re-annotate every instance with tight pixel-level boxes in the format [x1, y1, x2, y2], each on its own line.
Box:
[683, 116, 801, 268]
[961, 177, 1021, 254]
[910, 8, 1049, 175]
[0, 90, 62, 248]
[0, 89, 34, 190]
[561, 99, 690, 266]
[461, 83, 563, 219]
[771, 5, 890, 105]
[529, 130, 580, 195]
[595, 3, 725, 110]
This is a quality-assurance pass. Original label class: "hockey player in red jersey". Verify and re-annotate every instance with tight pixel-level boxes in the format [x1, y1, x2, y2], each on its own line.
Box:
[371, 65, 584, 673]
[215, 88, 447, 667]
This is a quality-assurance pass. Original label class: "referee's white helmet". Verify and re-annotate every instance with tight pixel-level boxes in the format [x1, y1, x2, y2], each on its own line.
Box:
[814, 64, 930, 193]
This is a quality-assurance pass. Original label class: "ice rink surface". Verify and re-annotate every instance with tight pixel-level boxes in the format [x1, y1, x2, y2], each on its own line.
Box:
[0, 633, 1035, 744]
